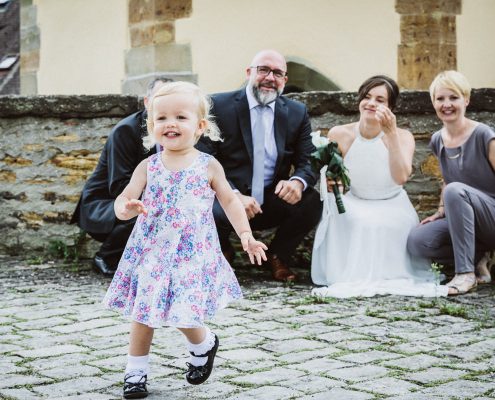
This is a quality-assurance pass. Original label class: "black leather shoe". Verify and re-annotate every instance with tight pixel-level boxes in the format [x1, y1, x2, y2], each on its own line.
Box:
[123, 373, 148, 399]
[185, 335, 219, 385]
[93, 255, 117, 276]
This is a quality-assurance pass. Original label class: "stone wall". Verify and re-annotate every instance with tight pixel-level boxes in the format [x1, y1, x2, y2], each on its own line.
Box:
[0, 0, 20, 95]
[1, 90, 494, 256]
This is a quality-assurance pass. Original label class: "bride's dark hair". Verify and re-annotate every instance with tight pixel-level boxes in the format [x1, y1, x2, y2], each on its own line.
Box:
[357, 75, 400, 111]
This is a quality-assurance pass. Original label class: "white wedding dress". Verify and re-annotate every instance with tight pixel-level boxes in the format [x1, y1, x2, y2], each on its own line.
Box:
[311, 130, 448, 298]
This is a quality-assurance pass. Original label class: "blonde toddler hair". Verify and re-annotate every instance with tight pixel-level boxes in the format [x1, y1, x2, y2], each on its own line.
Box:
[429, 70, 471, 103]
[144, 81, 222, 150]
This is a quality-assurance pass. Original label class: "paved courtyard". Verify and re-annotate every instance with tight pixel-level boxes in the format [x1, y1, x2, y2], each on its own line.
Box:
[1, 254, 495, 400]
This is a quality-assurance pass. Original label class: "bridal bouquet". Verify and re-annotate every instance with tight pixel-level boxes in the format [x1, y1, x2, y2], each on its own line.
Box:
[310, 131, 350, 214]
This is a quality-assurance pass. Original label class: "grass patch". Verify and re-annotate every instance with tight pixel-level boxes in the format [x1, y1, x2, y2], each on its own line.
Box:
[438, 303, 469, 318]
[365, 308, 383, 318]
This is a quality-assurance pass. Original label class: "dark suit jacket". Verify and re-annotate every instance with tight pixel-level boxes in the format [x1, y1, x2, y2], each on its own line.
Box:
[70, 110, 156, 234]
[196, 89, 317, 194]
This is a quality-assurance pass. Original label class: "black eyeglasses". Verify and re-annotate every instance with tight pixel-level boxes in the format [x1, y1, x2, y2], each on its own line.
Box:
[251, 65, 287, 79]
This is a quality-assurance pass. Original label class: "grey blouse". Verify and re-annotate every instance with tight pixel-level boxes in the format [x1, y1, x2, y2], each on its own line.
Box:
[430, 123, 495, 198]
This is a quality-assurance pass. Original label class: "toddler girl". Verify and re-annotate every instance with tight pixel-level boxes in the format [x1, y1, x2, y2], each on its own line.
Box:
[103, 81, 267, 399]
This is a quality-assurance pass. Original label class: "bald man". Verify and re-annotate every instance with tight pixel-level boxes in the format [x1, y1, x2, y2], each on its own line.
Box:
[197, 50, 322, 282]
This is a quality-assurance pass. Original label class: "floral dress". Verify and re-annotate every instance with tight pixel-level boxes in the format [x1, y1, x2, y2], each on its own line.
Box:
[103, 152, 242, 328]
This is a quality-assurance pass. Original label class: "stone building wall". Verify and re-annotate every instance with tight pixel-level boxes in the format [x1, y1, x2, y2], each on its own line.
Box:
[0, 0, 20, 95]
[1, 90, 494, 257]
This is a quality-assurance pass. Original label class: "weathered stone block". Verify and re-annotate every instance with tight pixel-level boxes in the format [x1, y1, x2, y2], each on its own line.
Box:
[420, 153, 442, 178]
[22, 144, 44, 152]
[20, 25, 40, 54]
[2, 156, 32, 166]
[125, 43, 192, 75]
[20, 50, 39, 71]
[395, 0, 462, 15]
[63, 170, 92, 185]
[155, 0, 192, 20]
[49, 133, 80, 143]
[20, 4, 37, 27]
[20, 71, 37, 95]
[0, 95, 140, 117]
[398, 43, 456, 89]
[51, 154, 99, 171]
[400, 15, 456, 44]
[23, 177, 54, 184]
[129, 20, 174, 47]
[44, 192, 79, 204]
[15, 211, 43, 228]
[128, 0, 154, 24]
[0, 170, 16, 182]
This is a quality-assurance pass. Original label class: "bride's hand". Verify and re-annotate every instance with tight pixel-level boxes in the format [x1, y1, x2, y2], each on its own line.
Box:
[326, 178, 343, 193]
[375, 105, 398, 136]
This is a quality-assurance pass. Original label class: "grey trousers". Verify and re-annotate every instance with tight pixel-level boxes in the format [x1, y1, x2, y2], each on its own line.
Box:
[407, 182, 495, 274]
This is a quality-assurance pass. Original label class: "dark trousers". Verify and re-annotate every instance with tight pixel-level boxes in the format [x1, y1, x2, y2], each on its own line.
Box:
[87, 218, 136, 268]
[213, 186, 323, 263]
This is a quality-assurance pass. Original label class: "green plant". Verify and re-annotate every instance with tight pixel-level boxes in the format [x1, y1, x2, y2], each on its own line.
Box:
[438, 303, 468, 318]
[431, 262, 444, 284]
[26, 255, 45, 265]
[47, 239, 79, 261]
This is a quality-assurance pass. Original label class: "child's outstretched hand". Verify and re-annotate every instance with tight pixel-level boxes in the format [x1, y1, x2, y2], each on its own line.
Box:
[240, 232, 268, 266]
[121, 199, 148, 218]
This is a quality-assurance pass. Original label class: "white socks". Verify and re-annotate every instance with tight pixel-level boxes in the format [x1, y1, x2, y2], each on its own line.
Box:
[186, 327, 216, 367]
[125, 354, 150, 383]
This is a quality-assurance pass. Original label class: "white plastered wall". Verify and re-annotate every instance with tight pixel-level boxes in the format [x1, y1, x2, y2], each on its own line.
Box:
[175, 0, 399, 92]
[32, 0, 495, 94]
[457, 0, 495, 89]
[34, 0, 128, 94]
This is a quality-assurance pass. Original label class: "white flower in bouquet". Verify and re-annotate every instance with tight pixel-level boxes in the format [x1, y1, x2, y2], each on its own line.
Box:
[310, 131, 329, 148]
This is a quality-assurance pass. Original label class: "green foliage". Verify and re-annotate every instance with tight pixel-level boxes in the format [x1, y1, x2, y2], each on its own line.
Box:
[438, 303, 468, 318]
[47, 239, 79, 261]
[310, 138, 351, 214]
[310, 141, 351, 188]
[365, 308, 382, 318]
[26, 255, 45, 265]
[430, 262, 444, 284]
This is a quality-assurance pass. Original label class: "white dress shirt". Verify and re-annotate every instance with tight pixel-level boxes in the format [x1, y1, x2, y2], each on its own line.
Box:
[245, 86, 307, 190]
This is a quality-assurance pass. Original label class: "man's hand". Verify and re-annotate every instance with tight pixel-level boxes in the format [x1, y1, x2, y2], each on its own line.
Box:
[274, 180, 303, 205]
[237, 193, 262, 219]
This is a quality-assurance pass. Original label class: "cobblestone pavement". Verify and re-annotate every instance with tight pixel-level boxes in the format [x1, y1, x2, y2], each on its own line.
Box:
[1, 254, 495, 400]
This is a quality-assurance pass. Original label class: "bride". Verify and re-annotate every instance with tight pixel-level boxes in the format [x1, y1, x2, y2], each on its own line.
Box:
[311, 75, 448, 298]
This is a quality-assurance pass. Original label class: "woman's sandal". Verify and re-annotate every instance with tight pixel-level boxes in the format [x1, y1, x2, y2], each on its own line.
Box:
[476, 251, 495, 284]
[447, 273, 478, 296]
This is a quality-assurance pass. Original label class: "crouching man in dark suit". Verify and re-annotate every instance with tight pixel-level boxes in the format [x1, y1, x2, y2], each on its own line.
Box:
[70, 77, 171, 275]
[197, 49, 322, 282]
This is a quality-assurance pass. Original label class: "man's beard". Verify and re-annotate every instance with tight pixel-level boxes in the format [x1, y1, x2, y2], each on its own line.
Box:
[250, 79, 282, 106]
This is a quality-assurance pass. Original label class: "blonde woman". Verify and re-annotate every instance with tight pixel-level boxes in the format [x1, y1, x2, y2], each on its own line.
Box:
[407, 71, 495, 295]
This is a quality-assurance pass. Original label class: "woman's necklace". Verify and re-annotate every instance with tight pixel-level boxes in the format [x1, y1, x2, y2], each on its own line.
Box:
[446, 150, 461, 160]
[442, 121, 475, 160]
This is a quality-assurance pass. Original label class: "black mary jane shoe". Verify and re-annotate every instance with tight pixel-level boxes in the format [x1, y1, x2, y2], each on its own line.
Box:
[123, 373, 148, 399]
[185, 335, 219, 385]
